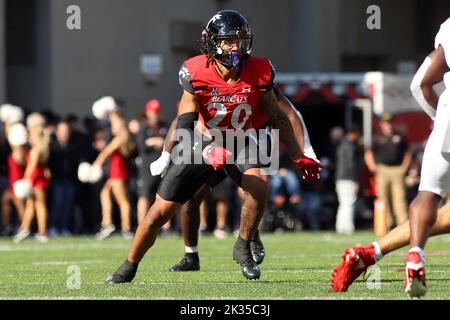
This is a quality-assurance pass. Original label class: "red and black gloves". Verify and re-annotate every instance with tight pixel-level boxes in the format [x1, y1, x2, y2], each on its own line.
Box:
[202, 145, 232, 170]
[292, 155, 323, 181]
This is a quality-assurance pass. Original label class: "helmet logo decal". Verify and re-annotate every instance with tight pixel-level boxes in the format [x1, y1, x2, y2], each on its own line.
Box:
[211, 14, 222, 24]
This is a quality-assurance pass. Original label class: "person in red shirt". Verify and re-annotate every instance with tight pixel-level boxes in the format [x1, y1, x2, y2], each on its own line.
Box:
[106, 10, 321, 283]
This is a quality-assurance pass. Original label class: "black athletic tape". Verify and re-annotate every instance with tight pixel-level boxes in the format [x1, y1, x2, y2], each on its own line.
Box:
[176, 112, 198, 132]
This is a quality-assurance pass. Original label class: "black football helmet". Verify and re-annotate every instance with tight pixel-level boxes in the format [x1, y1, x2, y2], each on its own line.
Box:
[201, 10, 253, 69]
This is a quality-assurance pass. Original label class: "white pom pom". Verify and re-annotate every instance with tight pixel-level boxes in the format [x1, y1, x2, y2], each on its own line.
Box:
[102, 96, 119, 113]
[7, 123, 28, 146]
[92, 96, 118, 120]
[0, 104, 23, 123]
[77, 162, 92, 183]
[8, 106, 24, 124]
[92, 100, 107, 120]
[13, 179, 32, 199]
[88, 165, 103, 183]
[0, 104, 13, 122]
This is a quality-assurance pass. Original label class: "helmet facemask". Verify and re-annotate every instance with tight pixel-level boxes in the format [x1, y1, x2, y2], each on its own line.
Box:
[214, 36, 252, 69]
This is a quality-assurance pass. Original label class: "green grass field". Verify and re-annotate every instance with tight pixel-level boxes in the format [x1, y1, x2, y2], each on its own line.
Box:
[1, 231, 450, 300]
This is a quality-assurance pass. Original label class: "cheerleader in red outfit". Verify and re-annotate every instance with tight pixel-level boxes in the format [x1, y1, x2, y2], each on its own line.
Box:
[1, 123, 27, 233]
[93, 111, 135, 240]
[14, 113, 51, 243]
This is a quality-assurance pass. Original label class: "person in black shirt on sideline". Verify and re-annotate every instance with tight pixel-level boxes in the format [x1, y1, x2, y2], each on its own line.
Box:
[135, 100, 168, 224]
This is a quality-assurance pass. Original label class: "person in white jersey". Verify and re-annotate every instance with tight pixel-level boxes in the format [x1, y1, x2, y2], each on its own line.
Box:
[403, 17, 450, 298]
[330, 18, 450, 298]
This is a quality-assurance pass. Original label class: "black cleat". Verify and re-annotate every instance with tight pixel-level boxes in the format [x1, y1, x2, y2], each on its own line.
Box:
[169, 253, 200, 272]
[250, 231, 265, 265]
[233, 236, 261, 280]
[238, 260, 261, 280]
[105, 259, 138, 284]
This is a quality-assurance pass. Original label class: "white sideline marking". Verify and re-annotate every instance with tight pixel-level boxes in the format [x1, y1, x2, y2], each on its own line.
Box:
[0, 296, 328, 300]
[304, 296, 378, 300]
[143, 269, 333, 274]
[0, 295, 387, 300]
[32, 260, 106, 265]
[0, 296, 156, 300]
[0, 243, 130, 252]
[271, 254, 337, 258]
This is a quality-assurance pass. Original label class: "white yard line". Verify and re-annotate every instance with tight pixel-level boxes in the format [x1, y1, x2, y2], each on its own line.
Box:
[32, 260, 107, 265]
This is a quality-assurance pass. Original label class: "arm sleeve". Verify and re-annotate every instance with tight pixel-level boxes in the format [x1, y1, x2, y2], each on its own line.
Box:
[410, 57, 436, 120]
[160, 123, 169, 137]
[176, 112, 198, 132]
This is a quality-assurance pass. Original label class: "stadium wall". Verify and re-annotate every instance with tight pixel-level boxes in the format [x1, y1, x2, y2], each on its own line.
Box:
[0, 0, 438, 122]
